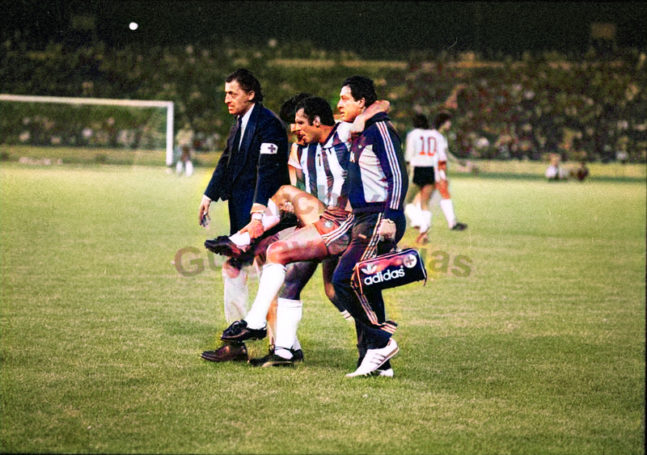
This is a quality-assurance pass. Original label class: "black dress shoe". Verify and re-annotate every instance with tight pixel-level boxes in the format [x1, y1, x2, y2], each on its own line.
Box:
[220, 320, 267, 342]
[201, 342, 248, 362]
[290, 348, 304, 362]
[451, 222, 468, 231]
[249, 347, 304, 367]
[204, 236, 245, 257]
[259, 353, 296, 367]
[249, 347, 275, 367]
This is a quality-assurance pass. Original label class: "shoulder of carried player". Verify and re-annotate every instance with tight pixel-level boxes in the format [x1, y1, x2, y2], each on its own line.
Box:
[334, 121, 352, 142]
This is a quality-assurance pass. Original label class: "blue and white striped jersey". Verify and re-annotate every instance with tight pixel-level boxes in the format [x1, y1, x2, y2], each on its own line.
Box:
[290, 142, 321, 201]
[314, 121, 352, 209]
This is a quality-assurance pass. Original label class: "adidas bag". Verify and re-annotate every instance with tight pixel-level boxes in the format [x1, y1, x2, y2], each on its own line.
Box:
[351, 248, 427, 294]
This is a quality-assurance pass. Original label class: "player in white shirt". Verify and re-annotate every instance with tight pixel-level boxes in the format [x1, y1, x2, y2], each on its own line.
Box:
[405, 112, 467, 244]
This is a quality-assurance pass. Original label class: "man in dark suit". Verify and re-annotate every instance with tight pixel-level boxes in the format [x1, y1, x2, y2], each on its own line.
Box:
[198, 68, 289, 362]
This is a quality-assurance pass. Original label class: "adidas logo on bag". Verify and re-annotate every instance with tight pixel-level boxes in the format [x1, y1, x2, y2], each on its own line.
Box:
[352, 248, 427, 293]
[363, 266, 406, 285]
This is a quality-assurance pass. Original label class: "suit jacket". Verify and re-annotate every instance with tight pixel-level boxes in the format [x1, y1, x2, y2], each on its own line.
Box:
[204, 103, 289, 232]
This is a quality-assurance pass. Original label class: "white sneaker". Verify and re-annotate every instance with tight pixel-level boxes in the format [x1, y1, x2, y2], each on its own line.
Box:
[375, 368, 394, 377]
[346, 339, 399, 378]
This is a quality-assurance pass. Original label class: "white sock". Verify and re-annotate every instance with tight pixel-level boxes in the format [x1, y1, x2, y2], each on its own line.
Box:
[185, 160, 193, 176]
[405, 203, 422, 228]
[274, 347, 293, 360]
[440, 198, 457, 228]
[275, 297, 303, 356]
[230, 231, 251, 248]
[228, 200, 282, 248]
[419, 210, 432, 233]
[175, 161, 182, 174]
[244, 263, 286, 329]
[430, 191, 441, 207]
[222, 267, 248, 323]
[292, 337, 301, 351]
[262, 199, 281, 229]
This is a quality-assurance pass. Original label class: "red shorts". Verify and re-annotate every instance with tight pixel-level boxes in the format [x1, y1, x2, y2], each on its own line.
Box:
[313, 208, 354, 256]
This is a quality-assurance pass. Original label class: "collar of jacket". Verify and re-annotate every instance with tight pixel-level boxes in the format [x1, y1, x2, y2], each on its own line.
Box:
[363, 111, 391, 130]
[237, 102, 261, 153]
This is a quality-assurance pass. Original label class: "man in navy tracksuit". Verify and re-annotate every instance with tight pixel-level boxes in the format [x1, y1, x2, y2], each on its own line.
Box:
[333, 76, 408, 377]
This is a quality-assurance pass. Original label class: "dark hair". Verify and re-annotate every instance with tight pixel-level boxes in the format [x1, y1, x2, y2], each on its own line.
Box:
[295, 96, 335, 126]
[341, 75, 377, 107]
[412, 114, 429, 129]
[434, 111, 452, 129]
[226, 68, 263, 102]
[279, 92, 312, 124]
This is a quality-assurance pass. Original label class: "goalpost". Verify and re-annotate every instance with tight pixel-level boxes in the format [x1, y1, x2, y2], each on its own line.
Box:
[0, 94, 175, 165]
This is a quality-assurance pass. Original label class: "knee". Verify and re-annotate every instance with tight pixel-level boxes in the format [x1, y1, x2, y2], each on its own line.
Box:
[421, 184, 434, 198]
[323, 281, 336, 302]
[222, 259, 242, 278]
[266, 241, 289, 264]
[280, 280, 302, 300]
[436, 181, 451, 198]
[275, 184, 294, 201]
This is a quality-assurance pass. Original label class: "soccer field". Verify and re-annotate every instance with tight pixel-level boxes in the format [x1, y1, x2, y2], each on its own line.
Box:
[1, 163, 644, 454]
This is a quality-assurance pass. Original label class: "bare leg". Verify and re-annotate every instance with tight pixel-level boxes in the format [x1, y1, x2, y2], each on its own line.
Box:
[229, 185, 324, 249]
[272, 185, 324, 226]
[418, 184, 435, 211]
[244, 225, 329, 330]
[436, 180, 458, 229]
[266, 297, 277, 347]
[266, 224, 329, 264]
[416, 184, 435, 243]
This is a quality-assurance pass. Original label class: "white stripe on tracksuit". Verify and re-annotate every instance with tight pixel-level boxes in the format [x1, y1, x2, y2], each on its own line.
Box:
[376, 121, 402, 211]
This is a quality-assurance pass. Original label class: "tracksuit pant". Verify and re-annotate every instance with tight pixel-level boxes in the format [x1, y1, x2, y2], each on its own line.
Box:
[332, 211, 406, 364]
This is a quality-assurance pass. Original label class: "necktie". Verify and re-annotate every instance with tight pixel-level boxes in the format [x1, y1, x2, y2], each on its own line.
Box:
[228, 116, 242, 168]
[233, 116, 242, 153]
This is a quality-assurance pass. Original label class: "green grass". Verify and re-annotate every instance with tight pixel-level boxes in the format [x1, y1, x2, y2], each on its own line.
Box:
[1, 144, 645, 181]
[0, 145, 222, 168]
[1, 162, 645, 454]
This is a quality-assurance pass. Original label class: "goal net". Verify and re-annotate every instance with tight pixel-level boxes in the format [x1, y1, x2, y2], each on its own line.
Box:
[0, 94, 175, 165]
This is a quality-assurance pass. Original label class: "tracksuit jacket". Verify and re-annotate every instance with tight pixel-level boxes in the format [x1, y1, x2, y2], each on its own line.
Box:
[346, 112, 408, 219]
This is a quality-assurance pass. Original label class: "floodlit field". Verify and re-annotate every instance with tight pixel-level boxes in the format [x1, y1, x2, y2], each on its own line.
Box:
[1, 163, 644, 454]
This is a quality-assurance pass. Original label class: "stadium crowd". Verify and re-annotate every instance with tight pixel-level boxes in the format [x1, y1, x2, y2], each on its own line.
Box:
[1, 35, 645, 163]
